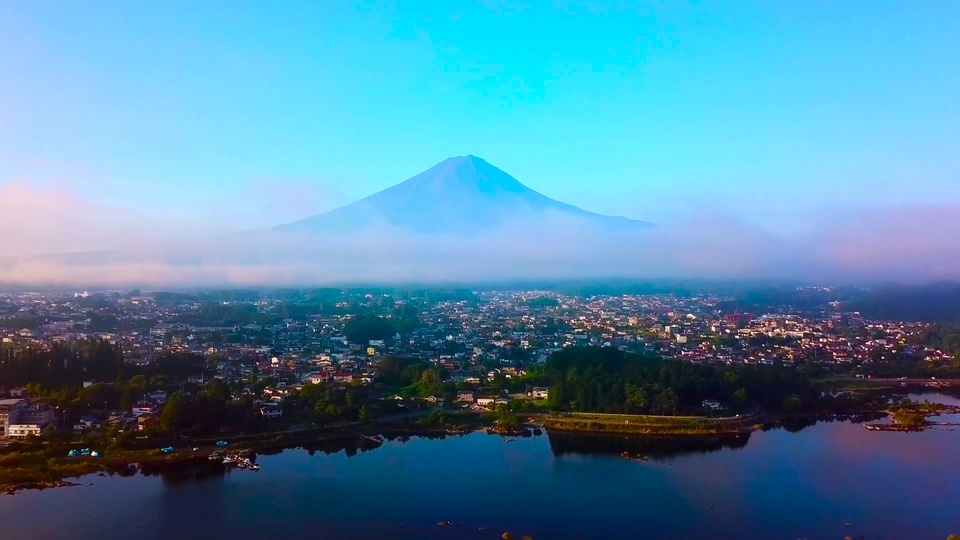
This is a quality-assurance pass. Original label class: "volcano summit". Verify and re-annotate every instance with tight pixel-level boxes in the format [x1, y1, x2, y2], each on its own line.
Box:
[274, 155, 650, 235]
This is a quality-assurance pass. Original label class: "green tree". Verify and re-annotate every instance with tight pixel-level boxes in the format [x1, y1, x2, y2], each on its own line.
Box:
[160, 393, 187, 430]
[343, 315, 396, 344]
[359, 405, 377, 422]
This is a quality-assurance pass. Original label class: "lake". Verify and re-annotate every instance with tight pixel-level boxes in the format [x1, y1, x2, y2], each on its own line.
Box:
[2, 394, 959, 540]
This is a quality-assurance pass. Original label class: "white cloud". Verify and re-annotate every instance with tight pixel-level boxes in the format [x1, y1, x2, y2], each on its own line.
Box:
[1, 203, 959, 286]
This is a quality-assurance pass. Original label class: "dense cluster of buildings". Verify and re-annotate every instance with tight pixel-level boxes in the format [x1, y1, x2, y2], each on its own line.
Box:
[0, 288, 952, 438]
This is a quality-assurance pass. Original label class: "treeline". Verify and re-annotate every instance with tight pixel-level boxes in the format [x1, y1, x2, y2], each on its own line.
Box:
[0, 344, 214, 390]
[718, 286, 863, 313]
[911, 323, 960, 357]
[851, 283, 960, 322]
[157, 379, 263, 434]
[544, 347, 819, 414]
[0, 340, 125, 388]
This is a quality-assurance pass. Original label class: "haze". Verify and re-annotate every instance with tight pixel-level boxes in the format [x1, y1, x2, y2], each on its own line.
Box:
[1, 2, 958, 286]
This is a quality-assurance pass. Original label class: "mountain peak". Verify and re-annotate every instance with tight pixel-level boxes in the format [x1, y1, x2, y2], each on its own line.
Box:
[275, 155, 651, 235]
[407, 155, 527, 194]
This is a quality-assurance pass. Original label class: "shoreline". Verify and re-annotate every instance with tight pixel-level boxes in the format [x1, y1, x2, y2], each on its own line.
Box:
[4, 397, 955, 494]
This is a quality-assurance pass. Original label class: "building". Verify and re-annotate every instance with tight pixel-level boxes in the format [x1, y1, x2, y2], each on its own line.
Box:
[702, 399, 724, 411]
[7, 424, 42, 439]
[306, 372, 326, 385]
[332, 372, 355, 384]
[21, 404, 54, 426]
[456, 391, 476, 403]
[132, 402, 156, 416]
[73, 415, 101, 431]
[530, 387, 550, 399]
[137, 414, 161, 432]
[0, 398, 27, 438]
[259, 405, 283, 419]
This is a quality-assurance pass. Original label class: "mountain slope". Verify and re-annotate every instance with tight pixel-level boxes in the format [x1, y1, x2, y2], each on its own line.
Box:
[275, 155, 650, 235]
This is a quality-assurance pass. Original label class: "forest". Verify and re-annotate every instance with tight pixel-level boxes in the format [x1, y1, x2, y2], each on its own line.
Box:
[543, 347, 820, 414]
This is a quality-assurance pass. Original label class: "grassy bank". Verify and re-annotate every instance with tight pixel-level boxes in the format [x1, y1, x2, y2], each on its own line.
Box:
[0, 451, 105, 493]
[542, 412, 759, 436]
[0, 411, 488, 494]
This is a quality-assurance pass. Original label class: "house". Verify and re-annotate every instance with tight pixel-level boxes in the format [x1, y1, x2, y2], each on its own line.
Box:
[137, 413, 161, 432]
[702, 399, 724, 411]
[259, 405, 283, 419]
[264, 388, 290, 402]
[74, 415, 101, 431]
[530, 387, 549, 399]
[424, 395, 444, 406]
[476, 397, 495, 408]
[456, 391, 475, 403]
[132, 402, 156, 416]
[332, 372, 355, 384]
[9, 388, 29, 399]
[147, 390, 168, 404]
[306, 372, 327, 385]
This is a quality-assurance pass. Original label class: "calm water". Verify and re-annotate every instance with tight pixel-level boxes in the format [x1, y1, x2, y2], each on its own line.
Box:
[2, 394, 959, 540]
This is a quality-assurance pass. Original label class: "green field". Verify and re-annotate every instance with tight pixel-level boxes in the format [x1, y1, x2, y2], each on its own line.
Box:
[542, 412, 757, 436]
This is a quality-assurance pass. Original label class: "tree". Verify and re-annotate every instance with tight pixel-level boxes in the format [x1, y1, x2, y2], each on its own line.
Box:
[415, 369, 443, 397]
[160, 393, 187, 430]
[653, 388, 679, 415]
[891, 408, 926, 429]
[359, 405, 377, 422]
[343, 315, 396, 345]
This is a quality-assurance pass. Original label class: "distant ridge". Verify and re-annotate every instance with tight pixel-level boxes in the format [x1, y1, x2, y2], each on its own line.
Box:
[274, 155, 650, 235]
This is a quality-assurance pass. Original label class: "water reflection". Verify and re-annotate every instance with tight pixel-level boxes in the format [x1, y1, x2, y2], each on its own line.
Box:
[140, 458, 229, 484]
[547, 431, 751, 459]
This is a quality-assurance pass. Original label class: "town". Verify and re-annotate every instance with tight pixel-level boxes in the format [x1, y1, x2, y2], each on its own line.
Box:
[0, 287, 957, 442]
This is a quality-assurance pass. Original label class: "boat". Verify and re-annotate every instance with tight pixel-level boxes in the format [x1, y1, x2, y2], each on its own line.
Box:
[222, 456, 237, 465]
[360, 434, 384, 445]
[621, 452, 650, 462]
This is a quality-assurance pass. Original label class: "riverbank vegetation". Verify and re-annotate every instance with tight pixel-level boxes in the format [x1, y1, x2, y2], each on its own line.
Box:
[542, 412, 756, 436]
[1, 341, 953, 493]
[542, 347, 820, 415]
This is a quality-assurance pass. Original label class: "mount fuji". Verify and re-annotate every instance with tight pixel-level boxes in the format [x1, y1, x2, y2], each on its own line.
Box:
[274, 155, 650, 235]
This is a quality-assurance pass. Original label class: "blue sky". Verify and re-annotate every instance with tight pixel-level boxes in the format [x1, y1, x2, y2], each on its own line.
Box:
[1, 0, 958, 245]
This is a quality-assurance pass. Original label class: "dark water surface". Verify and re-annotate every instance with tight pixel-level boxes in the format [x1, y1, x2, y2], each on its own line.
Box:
[3, 395, 959, 540]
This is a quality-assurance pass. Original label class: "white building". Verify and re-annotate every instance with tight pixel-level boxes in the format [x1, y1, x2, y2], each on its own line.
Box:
[530, 387, 550, 399]
[7, 424, 42, 439]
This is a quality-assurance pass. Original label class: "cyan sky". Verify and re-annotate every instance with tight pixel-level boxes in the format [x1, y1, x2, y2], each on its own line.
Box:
[2, 0, 958, 232]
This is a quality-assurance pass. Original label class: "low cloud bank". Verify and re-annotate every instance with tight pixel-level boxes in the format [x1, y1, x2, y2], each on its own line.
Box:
[2, 205, 959, 287]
